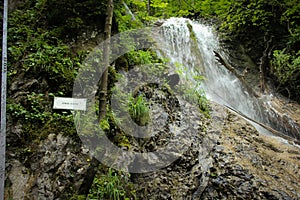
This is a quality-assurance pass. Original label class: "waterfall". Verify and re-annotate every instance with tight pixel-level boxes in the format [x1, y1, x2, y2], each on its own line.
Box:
[155, 17, 275, 136]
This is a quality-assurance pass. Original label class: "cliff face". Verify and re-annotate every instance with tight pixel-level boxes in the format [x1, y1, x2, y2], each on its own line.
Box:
[5, 134, 90, 199]
[131, 101, 300, 199]
[203, 103, 300, 199]
[5, 69, 300, 199]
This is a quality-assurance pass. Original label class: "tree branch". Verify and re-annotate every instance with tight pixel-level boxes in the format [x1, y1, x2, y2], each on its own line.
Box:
[213, 50, 244, 80]
[259, 35, 273, 93]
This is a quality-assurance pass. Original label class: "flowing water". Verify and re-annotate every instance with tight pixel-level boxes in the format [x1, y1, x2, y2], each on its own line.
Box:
[155, 17, 280, 136]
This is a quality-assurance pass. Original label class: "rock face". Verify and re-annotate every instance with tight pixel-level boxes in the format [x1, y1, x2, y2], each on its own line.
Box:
[263, 95, 300, 140]
[5, 98, 299, 199]
[202, 103, 300, 199]
[5, 65, 300, 200]
[132, 102, 300, 199]
[5, 134, 90, 200]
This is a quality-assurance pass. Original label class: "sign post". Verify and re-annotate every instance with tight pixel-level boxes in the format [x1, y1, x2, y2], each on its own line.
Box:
[0, 0, 8, 199]
[53, 97, 87, 111]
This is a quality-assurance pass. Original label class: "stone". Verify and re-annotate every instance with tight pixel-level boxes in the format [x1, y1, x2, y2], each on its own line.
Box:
[5, 134, 90, 200]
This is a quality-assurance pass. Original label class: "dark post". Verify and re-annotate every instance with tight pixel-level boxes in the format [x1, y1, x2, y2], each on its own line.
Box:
[0, 0, 8, 199]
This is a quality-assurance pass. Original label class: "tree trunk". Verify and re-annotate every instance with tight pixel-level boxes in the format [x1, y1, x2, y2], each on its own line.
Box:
[147, 0, 151, 16]
[78, 0, 114, 196]
[214, 50, 259, 98]
[259, 35, 273, 94]
[77, 157, 100, 196]
[214, 51, 243, 80]
[99, 0, 114, 121]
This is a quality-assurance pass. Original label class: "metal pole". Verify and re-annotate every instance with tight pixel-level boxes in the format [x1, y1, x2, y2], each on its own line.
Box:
[0, 0, 8, 199]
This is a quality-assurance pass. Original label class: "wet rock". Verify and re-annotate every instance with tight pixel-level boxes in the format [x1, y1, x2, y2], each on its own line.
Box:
[132, 102, 300, 200]
[201, 103, 300, 200]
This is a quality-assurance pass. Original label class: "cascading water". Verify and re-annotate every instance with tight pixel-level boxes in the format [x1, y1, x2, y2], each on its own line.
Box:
[155, 17, 277, 136]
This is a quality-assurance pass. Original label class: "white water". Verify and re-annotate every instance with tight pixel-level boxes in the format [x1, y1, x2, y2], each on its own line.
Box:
[155, 17, 273, 135]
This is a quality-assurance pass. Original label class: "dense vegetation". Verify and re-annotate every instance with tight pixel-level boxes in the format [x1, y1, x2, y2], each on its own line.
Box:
[1, 0, 299, 199]
[120, 0, 300, 101]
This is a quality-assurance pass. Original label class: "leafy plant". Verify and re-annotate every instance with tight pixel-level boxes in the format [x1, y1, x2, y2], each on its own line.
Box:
[175, 65, 210, 118]
[128, 95, 150, 126]
[271, 49, 300, 100]
[181, 86, 210, 118]
[8, 92, 50, 123]
[88, 168, 136, 200]
[7, 0, 86, 95]
[7, 92, 76, 142]
[100, 118, 111, 132]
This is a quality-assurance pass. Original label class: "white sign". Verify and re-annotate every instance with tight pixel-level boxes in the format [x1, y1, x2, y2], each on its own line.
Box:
[53, 97, 87, 111]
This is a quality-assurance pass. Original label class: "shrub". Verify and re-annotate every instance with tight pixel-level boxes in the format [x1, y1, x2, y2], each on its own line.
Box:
[88, 168, 136, 200]
[128, 95, 150, 126]
[271, 49, 300, 101]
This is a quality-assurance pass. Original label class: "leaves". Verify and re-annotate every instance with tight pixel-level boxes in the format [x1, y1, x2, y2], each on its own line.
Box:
[271, 49, 300, 100]
[272, 49, 300, 82]
[88, 168, 135, 200]
[128, 94, 150, 126]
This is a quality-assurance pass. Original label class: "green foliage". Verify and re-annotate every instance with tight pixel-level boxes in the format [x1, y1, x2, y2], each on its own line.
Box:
[217, 0, 274, 33]
[128, 95, 150, 126]
[126, 50, 154, 66]
[281, 0, 300, 36]
[287, 26, 300, 49]
[36, 0, 108, 39]
[88, 168, 136, 200]
[23, 41, 78, 78]
[100, 118, 111, 132]
[190, 0, 300, 102]
[7, 92, 76, 141]
[117, 0, 197, 28]
[271, 49, 300, 100]
[181, 85, 210, 118]
[176, 67, 210, 118]
[8, 92, 51, 123]
[114, 4, 143, 31]
[195, 0, 222, 17]
[7, 1, 85, 94]
[272, 49, 292, 84]
[69, 195, 86, 200]
[114, 133, 131, 149]
[163, 0, 196, 18]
